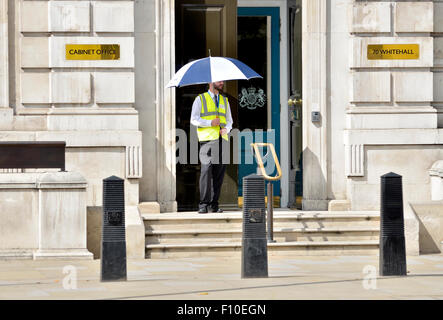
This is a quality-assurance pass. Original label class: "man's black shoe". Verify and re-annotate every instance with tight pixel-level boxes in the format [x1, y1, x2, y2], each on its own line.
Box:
[198, 207, 208, 214]
[209, 207, 223, 213]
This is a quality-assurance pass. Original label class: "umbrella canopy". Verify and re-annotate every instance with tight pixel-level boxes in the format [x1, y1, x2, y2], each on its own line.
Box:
[166, 56, 262, 88]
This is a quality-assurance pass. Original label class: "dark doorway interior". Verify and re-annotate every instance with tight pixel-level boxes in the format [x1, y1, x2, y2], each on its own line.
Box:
[174, 0, 238, 211]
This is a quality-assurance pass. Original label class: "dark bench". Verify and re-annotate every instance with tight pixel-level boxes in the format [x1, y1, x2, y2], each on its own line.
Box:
[0, 142, 66, 172]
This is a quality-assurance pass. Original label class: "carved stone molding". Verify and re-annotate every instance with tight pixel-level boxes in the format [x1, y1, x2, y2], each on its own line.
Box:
[345, 144, 364, 177]
[126, 145, 142, 179]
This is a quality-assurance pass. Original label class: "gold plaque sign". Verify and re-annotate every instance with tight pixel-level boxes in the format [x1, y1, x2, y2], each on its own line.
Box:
[66, 44, 120, 60]
[367, 44, 419, 60]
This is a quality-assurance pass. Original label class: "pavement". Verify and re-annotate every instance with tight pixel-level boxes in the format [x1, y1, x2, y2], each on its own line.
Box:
[0, 254, 442, 300]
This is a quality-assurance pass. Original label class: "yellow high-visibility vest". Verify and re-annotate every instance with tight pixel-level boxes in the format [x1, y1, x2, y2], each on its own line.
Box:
[197, 92, 229, 141]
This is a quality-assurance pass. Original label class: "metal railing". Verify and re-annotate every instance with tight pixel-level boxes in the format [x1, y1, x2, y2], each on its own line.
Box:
[250, 143, 282, 243]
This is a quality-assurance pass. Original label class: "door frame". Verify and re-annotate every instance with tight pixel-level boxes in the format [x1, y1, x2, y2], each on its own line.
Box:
[237, 0, 289, 207]
[151, 0, 291, 211]
[237, 6, 281, 201]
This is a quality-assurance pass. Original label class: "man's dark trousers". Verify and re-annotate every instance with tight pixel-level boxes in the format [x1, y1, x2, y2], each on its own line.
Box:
[199, 137, 227, 211]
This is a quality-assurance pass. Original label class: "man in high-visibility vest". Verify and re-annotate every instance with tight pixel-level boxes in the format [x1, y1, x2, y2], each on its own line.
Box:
[190, 81, 233, 213]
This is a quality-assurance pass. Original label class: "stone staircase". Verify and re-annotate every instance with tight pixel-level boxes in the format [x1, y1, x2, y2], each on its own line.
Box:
[142, 210, 380, 258]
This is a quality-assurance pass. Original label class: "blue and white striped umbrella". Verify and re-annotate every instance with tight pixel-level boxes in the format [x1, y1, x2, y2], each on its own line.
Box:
[166, 56, 262, 88]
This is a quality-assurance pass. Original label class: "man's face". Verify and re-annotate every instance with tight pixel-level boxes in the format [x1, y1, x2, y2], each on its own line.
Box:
[213, 81, 224, 91]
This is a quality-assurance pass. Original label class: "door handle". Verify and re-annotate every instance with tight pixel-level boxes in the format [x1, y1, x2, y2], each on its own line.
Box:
[288, 98, 302, 106]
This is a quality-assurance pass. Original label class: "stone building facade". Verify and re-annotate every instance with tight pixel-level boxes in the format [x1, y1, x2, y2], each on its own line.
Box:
[0, 1, 442, 257]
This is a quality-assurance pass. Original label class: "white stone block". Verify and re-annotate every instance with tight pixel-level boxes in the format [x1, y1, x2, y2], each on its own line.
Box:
[346, 110, 437, 129]
[0, 174, 39, 251]
[21, 1, 49, 32]
[351, 71, 390, 102]
[138, 202, 161, 214]
[36, 172, 88, 249]
[0, 172, 93, 260]
[393, 72, 433, 102]
[94, 72, 135, 103]
[134, 0, 155, 33]
[352, 37, 433, 68]
[395, 2, 433, 33]
[50, 37, 134, 68]
[33, 171, 93, 260]
[435, 3, 443, 33]
[0, 108, 13, 130]
[126, 179, 140, 206]
[65, 147, 126, 206]
[365, 146, 441, 186]
[35, 130, 142, 148]
[51, 72, 91, 104]
[21, 73, 50, 104]
[435, 38, 443, 68]
[93, 1, 134, 32]
[349, 145, 443, 210]
[21, 38, 49, 68]
[351, 2, 391, 33]
[344, 128, 443, 146]
[328, 200, 351, 211]
[47, 114, 139, 131]
[348, 182, 379, 211]
[125, 206, 145, 259]
[435, 73, 443, 103]
[50, 1, 90, 32]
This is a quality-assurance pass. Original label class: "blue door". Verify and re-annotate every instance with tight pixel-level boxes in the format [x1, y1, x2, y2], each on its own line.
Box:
[237, 7, 281, 204]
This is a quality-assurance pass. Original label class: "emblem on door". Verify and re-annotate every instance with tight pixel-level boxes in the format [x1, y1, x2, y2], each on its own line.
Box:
[239, 87, 266, 110]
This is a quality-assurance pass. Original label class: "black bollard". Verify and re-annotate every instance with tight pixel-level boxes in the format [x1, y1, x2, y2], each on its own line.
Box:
[241, 174, 268, 278]
[101, 175, 127, 282]
[379, 172, 407, 276]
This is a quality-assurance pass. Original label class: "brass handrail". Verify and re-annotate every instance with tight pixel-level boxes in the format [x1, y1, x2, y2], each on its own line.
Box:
[250, 143, 282, 181]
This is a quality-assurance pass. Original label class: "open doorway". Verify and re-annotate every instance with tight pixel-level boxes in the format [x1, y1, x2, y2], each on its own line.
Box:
[174, 0, 238, 211]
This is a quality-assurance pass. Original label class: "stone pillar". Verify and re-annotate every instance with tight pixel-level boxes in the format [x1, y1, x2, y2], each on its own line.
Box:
[0, 0, 12, 128]
[136, 0, 158, 211]
[302, 0, 329, 210]
[33, 171, 93, 260]
[155, 0, 177, 212]
[0, 0, 7, 107]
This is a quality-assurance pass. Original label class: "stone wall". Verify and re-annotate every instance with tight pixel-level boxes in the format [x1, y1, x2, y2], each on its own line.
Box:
[344, 0, 443, 210]
[1, 0, 142, 208]
[349, 1, 437, 130]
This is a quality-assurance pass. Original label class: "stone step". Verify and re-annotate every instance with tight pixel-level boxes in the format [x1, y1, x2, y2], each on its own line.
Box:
[145, 227, 380, 244]
[143, 212, 380, 231]
[145, 240, 380, 258]
[143, 211, 380, 258]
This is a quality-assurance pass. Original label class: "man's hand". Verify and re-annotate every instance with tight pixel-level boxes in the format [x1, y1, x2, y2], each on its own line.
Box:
[220, 128, 227, 136]
[211, 118, 221, 126]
